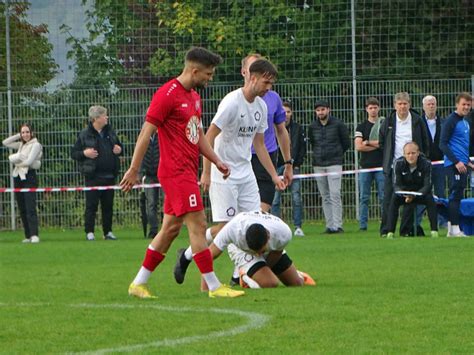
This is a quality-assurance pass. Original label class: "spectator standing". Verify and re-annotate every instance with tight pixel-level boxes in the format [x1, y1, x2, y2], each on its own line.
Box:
[140, 133, 160, 239]
[439, 92, 473, 237]
[120, 47, 244, 299]
[418, 95, 447, 228]
[354, 97, 384, 231]
[71, 105, 123, 241]
[242, 54, 293, 212]
[379, 92, 429, 236]
[2, 123, 42, 243]
[386, 142, 438, 239]
[308, 99, 350, 233]
[271, 101, 307, 236]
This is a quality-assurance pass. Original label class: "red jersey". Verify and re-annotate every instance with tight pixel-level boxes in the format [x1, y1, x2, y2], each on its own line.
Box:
[146, 79, 202, 179]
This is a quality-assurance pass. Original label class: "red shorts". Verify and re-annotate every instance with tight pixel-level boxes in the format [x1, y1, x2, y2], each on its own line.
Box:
[160, 176, 204, 217]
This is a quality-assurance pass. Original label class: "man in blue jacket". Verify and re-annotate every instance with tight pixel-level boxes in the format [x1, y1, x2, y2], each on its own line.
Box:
[439, 92, 473, 237]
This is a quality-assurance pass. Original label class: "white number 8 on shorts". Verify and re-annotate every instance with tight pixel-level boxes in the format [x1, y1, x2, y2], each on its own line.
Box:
[189, 194, 197, 207]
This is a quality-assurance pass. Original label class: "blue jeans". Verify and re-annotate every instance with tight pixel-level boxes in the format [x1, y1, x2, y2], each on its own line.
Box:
[271, 166, 303, 227]
[358, 171, 384, 229]
[416, 164, 447, 227]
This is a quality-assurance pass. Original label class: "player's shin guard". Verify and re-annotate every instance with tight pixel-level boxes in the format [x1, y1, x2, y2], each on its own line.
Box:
[194, 248, 220, 291]
[142, 246, 165, 271]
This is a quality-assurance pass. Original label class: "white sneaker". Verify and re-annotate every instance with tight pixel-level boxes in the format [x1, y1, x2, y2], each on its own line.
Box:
[22, 238, 31, 243]
[294, 227, 305, 237]
[104, 232, 117, 240]
[30, 236, 40, 243]
[86, 232, 95, 241]
[447, 231, 467, 238]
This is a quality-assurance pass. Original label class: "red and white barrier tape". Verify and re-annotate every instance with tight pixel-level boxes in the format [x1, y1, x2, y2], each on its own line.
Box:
[0, 159, 449, 193]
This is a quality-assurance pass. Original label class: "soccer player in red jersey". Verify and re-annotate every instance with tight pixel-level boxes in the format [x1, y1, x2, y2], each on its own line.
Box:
[120, 47, 244, 299]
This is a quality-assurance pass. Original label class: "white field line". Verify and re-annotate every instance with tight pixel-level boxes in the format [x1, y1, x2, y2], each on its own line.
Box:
[0, 302, 270, 354]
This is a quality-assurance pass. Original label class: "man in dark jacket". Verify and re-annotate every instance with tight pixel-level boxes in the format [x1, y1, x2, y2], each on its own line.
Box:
[379, 92, 429, 236]
[71, 105, 123, 241]
[386, 142, 438, 239]
[140, 133, 160, 238]
[271, 101, 307, 236]
[308, 99, 350, 233]
[417, 95, 447, 228]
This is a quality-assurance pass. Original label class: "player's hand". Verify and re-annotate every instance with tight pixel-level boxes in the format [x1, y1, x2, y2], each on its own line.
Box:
[283, 164, 293, 186]
[455, 161, 467, 174]
[120, 167, 139, 192]
[404, 195, 414, 203]
[215, 161, 230, 180]
[113, 144, 122, 155]
[83, 148, 98, 159]
[200, 172, 211, 192]
[273, 175, 287, 191]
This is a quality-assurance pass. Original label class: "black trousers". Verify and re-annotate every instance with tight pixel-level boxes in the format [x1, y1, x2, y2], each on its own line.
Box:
[380, 170, 393, 235]
[445, 165, 467, 225]
[14, 170, 39, 238]
[84, 176, 115, 235]
[387, 193, 438, 234]
[380, 170, 416, 235]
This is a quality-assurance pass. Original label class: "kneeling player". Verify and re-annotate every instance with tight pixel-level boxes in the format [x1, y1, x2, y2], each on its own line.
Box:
[181, 211, 315, 288]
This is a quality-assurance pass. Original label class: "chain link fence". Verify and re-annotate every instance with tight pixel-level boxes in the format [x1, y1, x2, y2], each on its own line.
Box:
[1, 78, 472, 230]
[1, 1, 473, 230]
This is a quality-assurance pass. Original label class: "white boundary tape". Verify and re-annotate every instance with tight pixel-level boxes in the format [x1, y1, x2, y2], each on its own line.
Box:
[0, 302, 270, 354]
[0, 159, 449, 193]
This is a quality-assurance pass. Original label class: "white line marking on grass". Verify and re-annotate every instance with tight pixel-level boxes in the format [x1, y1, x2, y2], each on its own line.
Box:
[0, 303, 270, 354]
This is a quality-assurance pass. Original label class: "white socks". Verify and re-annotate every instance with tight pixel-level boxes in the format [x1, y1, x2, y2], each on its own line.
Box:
[133, 267, 152, 285]
[201, 272, 221, 291]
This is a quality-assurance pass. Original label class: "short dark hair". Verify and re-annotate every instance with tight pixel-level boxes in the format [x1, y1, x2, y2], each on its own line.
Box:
[249, 59, 278, 78]
[185, 47, 222, 67]
[282, 101, 292, 109]
[245, 223, 269, 252]
[455, 92, 472, 104]
[365, 97, 380, 107]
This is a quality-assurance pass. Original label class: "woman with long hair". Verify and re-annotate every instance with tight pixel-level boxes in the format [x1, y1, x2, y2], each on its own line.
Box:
[2, 123, 43, 243]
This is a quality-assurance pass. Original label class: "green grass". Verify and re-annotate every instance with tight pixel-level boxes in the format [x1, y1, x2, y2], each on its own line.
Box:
[1, 223, 473, 354]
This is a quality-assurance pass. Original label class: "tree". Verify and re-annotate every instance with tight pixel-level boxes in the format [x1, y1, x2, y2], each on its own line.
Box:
[0, 1, 58, 89]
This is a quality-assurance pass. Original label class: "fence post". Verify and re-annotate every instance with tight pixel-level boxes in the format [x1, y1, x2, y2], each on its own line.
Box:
[5, 0, 16, 230]
[351, 0, 360, 220]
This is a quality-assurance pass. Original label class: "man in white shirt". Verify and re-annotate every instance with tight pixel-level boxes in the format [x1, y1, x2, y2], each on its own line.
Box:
[210, 211, 315, 288]
[379, 92, 429, 236]
[174, 59, 286, 284]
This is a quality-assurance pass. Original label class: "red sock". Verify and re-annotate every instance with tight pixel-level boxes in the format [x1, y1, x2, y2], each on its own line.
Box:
[193, 248, 214, 274]
[142, 248, 165, 271]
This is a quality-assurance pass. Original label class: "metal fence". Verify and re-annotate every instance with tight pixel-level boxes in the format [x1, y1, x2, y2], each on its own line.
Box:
[1, 77, 473, 230]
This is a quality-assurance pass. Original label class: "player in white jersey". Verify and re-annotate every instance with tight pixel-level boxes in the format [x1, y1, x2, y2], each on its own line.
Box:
[210, 211, 315, 288]
[174, 59, 286, 285]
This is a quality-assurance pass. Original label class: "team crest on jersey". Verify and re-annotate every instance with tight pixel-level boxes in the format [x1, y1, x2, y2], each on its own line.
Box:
[254, 111, 261, 121]
[226, 207, 236, 217]
[186, 116, 200, 144]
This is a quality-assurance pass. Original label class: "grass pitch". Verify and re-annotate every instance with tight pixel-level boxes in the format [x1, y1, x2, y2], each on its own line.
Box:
[1, 223, 473, 354]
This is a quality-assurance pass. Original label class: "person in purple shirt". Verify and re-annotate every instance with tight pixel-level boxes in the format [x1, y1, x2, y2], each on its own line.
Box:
[242, 54, 293, 212]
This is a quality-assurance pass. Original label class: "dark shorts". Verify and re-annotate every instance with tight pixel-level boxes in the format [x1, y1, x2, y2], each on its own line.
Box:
[251, 151, 278, 205]
[247, 253, 293, 277]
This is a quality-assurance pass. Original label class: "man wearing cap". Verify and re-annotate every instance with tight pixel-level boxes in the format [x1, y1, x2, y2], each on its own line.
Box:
[308, 100, 350, 233]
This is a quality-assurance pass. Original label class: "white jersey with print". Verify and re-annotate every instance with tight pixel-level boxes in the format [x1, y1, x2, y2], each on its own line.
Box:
[211, 89, 268, 183]
[213, 211, 292, 253]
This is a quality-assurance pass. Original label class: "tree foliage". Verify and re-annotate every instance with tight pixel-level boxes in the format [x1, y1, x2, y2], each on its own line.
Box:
[63, 0, 473, 87]
[0, 1, 58, 89]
